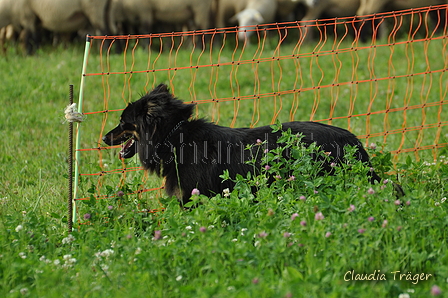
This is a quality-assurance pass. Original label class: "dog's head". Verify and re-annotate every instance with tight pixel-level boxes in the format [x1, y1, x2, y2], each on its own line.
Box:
[103, 83, 195, 159]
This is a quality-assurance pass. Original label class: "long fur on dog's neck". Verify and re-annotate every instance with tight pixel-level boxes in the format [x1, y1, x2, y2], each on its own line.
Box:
[131, 85, 195, 176]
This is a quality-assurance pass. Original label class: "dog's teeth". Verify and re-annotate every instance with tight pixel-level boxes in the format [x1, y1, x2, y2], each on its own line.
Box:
[120, 138, 135, 158]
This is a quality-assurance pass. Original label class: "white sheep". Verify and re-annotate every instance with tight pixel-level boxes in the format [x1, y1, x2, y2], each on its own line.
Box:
[28, 0, 109, 34]
[0, 0, 35, 32]
[228, 0, 278, 41]
[297, 0, 360, 21]
[109, 0, 214, 35]
[287, 0, 360, 42]
[0, 0, 109, 34]
[0, 0, 109, 53]
[276, 0, 303, 22]
[356, 0, 447, 39]
[357, 0, 447, 16]
[0, 0, 37, 53]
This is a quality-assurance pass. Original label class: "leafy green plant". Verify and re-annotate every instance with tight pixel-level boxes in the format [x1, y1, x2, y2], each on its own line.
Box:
[0, 39, 447, 297]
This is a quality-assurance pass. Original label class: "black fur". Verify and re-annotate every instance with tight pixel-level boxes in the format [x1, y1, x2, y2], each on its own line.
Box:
[103, 83, 390, 204]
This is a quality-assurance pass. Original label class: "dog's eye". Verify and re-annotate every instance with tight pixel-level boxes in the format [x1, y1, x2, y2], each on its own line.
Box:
[120, 122, 137, 131]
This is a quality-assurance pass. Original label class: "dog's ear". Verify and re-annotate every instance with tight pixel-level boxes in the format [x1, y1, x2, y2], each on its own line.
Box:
[151, 83, 169, 94]
[126, 96, 150, 119]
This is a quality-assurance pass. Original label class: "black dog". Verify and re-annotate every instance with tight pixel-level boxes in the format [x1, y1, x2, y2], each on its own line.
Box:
[104, 84, 399, 204]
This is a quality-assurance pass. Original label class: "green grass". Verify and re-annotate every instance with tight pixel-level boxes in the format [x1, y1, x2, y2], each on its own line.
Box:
[0, 31, 447, 298]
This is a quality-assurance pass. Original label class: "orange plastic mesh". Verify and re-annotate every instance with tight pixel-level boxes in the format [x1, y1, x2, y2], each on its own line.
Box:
[74, 5, 448, 208]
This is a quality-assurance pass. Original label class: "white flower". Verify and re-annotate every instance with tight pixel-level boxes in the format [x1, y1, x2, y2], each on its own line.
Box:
[19, 288, 29, 296]
[39, 256, 51, 264]
[53, 259, 60, 265]
[18, 252, 26, 259]
[185, 226, 192, 230]
[100, 249, 114, 258]
[398, 294, 410, 298]
[135, 247, 142, 255]
[61, 234, 75, 244]
[176, 275, 182, 281]
[15, 225, 23, 232]
[63, 255, 76, 265]
[223, 188, 230, 197]
[441, 197, 446, 203]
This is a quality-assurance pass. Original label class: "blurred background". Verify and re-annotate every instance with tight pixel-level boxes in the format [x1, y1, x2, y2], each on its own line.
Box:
[1, 0, 447, 54]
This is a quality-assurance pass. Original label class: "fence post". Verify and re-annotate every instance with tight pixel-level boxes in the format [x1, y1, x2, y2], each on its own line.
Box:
[68, 84, 74, 232]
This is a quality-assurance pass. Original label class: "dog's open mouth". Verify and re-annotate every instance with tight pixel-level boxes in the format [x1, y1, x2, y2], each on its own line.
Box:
[120, 137, 137, 159]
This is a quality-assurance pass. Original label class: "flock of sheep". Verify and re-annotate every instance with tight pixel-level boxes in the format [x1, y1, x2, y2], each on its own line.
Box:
[1, 0, 446, 52]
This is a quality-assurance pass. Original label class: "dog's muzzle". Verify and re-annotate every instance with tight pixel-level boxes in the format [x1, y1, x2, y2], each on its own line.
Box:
[103, 128, 138, 159]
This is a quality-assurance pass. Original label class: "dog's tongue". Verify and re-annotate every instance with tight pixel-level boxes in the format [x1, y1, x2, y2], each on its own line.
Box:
[120, 138, 137, 159]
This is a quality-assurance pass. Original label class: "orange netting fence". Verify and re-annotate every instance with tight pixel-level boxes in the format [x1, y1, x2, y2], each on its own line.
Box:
[71, 5, 448, 222]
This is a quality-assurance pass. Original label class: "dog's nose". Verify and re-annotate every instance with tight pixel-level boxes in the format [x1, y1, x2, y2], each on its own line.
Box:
[103, 135, 109, 145]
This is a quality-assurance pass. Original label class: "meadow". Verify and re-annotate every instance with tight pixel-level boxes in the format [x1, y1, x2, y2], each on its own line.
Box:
[0, 29, 447, 298]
